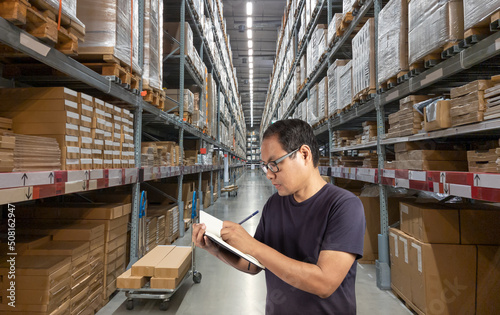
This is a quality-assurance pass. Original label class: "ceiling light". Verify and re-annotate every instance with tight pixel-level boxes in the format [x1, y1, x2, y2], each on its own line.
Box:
[246, 2, 253, 15]
[247, 29, 252, 39]
[249, 69, 253, 75]
[248, 40, 253, 49]
[249, 56, 253, 63]
[247, 17, 253, 29]
[248, 49, 253, 56]
[249, 63, 253, 69]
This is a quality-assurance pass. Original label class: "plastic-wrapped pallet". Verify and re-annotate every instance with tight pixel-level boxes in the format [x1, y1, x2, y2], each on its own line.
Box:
[352, 18, 376, 100]
[318, 77, 328, 121]
[307, 40, 314, 78]
[327, 59, 349, 116]
[327, 14, 343, 46]
[307, 84, 319, 126]
[377, 0, 408, 87]
[343, 0, 357, 13]
[143, 0, 163, 90]
[408, 0, 464, 66]
[464, 0, 500, 31]
[31, 0, 85, 36]
[301, 100, 308, 122]
[315, 25, 327, 63]
[338, 61, 353, 111]
[77, 0, 142, 75]
[296, 100, 303, 120]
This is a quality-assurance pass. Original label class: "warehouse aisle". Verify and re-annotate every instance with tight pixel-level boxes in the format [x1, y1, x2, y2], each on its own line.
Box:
[100, 170, 412, 315]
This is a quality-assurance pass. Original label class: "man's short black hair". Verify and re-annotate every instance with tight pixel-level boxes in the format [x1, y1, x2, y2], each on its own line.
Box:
[262, 119, 320, 167]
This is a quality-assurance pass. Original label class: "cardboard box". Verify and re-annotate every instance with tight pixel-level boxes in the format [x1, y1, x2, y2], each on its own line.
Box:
[25, 241, 89, 258]
[131, 245, 176, 277]
[400, 202, 460, 244]
[424, 100, 451, 132]
[150, 258, 191, 289]
[477, 246, 500, 314]
[117, 269, 147, 289]
[389, 228, 411, 300]
[154, 246, 192, 278]
[460, 208, 500, 245]
[409, 238, 476, 315]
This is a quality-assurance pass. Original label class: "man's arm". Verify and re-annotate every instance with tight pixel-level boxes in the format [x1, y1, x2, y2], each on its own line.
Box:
[192, 223, 262, 275]
[221, 221, 355, 298]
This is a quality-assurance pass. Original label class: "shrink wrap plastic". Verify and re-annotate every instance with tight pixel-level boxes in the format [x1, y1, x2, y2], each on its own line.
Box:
[463, 0, 500, 30]
[338, 61, 352, 111]
[318, 77, 328, 120]
[143, 0, 163, 90]
[352, 18, 375, 97]
[39, 0, 83, 27]
[408, 0, 464, 66]
[343, 0, 357, 13]
[307, 84, 319, 126]
[377, 0, 408, 85]
[78, 0, 142, 74]
[327, 60, 350, 115]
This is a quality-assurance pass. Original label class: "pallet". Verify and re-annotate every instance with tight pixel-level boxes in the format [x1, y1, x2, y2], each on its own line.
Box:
[409, 41, 461, 74]
[392, 285, 423, 315]
[0, 0, 79, 54]
[461, 9, 500, 49]
[77, 52, 142, 92]
[336, 12, 354, 37]
[353, 88, 377, 104]
[141, 86, 165, 109]
[173, 112, 192, 124]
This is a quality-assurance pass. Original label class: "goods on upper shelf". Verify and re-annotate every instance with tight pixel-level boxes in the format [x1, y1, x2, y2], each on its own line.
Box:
[450, 80, 493, 127]
[485, 76, 500, 119]
[338, 60, 353, 112]
[463, 0, 500, 33]
[467, 139, 500, 173]
[386, 95, 433, 138]
[143, 0, 164, 91]
[327, 60, 349, 116]
[408, 0, 464, 68]
[77, 0, 142, 75]
[0, 87, 135, 171]
[352, 18, 376, 102]
[377, 0, 408, 89]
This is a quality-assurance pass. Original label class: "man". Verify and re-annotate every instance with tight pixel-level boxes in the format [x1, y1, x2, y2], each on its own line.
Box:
[193, 119, 365, 314]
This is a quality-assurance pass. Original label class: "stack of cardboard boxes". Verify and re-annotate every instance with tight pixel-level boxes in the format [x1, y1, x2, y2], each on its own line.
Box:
[0, 87, 135, 171]
[391, 142, 468, 171]
[15, 201, 131, 307]
[390, 201, 500, 314]
[117, 245, 192, 290]
[450, 80, 493, 127]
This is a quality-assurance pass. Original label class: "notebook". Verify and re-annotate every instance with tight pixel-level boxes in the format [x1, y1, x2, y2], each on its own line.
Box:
[200, 210, 265, 269]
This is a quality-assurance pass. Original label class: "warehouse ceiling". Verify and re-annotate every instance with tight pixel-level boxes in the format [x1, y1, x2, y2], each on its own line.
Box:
[223, 0, 286, 133]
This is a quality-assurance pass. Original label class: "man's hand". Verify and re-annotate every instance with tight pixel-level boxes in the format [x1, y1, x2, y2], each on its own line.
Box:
[192, 223, 218, 255]
[220, 221, 258, 255]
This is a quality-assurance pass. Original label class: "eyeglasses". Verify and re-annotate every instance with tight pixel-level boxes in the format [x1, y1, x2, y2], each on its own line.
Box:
[261, 147, 300, 174]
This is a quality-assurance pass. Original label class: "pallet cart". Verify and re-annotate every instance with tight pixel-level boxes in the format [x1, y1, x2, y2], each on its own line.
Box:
[123, 193, 202, 311]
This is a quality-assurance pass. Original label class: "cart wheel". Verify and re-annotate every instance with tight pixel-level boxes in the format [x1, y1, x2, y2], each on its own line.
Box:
[159, 301, 169, 311]
[193, 271, 202, 283]
[126, 299, 134, 310]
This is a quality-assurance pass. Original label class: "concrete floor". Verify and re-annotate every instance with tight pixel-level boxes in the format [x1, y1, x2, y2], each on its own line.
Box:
[99, 169, 413, 314]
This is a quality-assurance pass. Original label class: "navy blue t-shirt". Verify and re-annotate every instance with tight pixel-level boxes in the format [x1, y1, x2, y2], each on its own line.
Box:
[254, 183, 365, 315]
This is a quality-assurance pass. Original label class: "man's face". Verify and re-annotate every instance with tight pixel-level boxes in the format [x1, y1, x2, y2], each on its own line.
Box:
[260, 136, 303, 196]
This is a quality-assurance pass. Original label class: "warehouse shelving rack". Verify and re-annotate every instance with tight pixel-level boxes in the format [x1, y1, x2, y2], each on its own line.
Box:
[0, 0, 247, 269]
[261, 0, 500, 289]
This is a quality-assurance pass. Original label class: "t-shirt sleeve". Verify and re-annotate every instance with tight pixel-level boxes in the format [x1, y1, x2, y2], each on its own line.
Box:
[321, 196, 365, 259]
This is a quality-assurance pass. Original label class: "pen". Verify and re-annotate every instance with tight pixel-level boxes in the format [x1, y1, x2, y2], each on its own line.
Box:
[238, 210, 259, 225]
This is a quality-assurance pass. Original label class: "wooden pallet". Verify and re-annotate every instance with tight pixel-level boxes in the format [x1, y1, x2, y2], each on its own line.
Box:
[77, 52, 142, 91]
[141, 86, 165, 109]
[379, 71, 409, 92]
[336, 12, 354, 37]
[0, 0, 79, 54]
[461, 10, 500, 49]
[353, 88, 377, 104]
[391, 285, 423, 315]
[409, 41, 461, 75]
